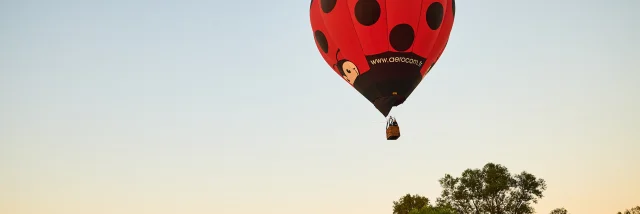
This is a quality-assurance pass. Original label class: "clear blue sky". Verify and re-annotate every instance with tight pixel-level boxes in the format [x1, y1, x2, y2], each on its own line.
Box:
[1, 0, 638, 213]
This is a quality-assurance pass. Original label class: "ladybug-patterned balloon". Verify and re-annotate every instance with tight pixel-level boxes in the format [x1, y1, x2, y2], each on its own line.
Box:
[310, 0, 455, 117]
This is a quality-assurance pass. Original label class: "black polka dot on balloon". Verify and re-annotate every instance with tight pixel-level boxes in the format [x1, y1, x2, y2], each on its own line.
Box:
[321, 0, 337, 13]
[389, 24, 414, 51]
[314, 30, 329, 53]
[426, 2, 444, 30]
[354, 0, 381, 26]
[452, 0, 456, 17]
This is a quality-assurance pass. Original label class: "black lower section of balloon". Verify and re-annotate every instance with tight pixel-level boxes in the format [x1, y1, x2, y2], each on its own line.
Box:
[353, 52, 425, 117]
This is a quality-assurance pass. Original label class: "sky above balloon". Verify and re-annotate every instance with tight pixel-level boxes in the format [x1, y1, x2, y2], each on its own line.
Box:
[1, 0, 638, 214]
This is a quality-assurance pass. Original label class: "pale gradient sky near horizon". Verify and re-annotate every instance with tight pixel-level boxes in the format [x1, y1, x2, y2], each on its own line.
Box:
[1, 0, 639, 214]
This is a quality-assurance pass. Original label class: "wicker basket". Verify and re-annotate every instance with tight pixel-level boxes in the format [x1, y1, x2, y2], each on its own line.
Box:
[386, 125, 400, 140]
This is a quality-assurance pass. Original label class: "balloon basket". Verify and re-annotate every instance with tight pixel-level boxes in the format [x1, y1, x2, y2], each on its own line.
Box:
[386, 125, 400, 140]
[386, 116, 400, 140]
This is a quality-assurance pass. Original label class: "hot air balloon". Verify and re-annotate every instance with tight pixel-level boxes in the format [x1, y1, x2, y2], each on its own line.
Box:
[310, 0, 456, 140]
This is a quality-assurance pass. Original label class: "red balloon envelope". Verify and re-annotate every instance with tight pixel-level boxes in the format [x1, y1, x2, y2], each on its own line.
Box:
[310, 0, 456, 117]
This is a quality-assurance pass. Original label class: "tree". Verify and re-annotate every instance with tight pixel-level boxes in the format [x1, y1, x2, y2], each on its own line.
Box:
[435, 162, 547, 214]
[617, 206, 640, 214]
[550, 207, 568, 214]
[393, 194, 430, 214]
[409, 204, 458, 214]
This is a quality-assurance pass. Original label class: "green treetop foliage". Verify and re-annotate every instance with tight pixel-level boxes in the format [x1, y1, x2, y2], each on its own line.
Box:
[392, 193, 456, 214]
[617, 206, 640, 214]
[393, 194, 430, 214]
[408, 204, 457, 214]
[435, 162, 547, 214]
[549, 207, 568, 214]
[392, 162, 639, 214]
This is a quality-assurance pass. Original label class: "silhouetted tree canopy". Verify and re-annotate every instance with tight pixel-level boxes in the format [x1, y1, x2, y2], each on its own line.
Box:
[549, 207, 568, 214]
[408, 204, 457, 214]
[391, 163, 640, 214]
[393, 194, 430, 214]
[617, 206, 640, 214]
[435, 162, 547, 214]
[392, 194, 456, 214]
